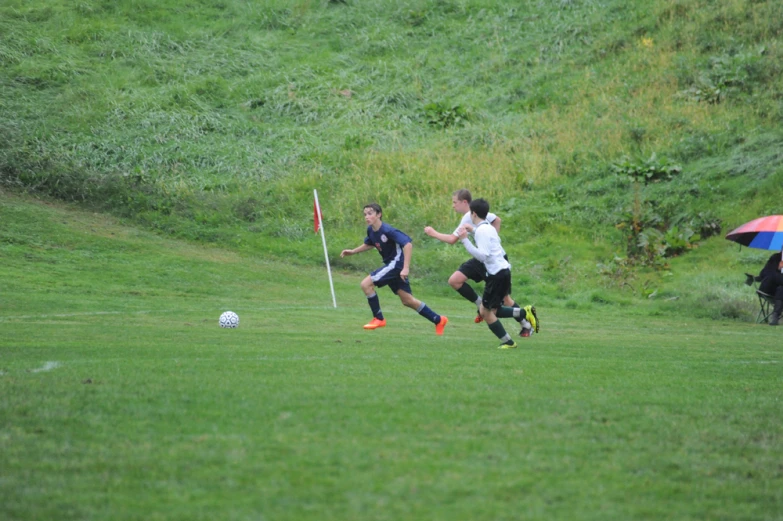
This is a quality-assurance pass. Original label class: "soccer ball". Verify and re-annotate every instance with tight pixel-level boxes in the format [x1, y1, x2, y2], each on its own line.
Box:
[219, 311, 239, 328]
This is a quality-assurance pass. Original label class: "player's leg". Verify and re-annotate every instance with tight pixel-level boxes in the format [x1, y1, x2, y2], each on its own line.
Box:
[361, 274, 385, 330]
[482, 307, 516, 349]
[450, 259, 485, 322]
[482, 270, 517, 348]
[397, 287, 448, 336]
[500, 293, 534, 337]
[496, 303, 538, 335]
[502, 261, 537, 336]
[448, 270, 479, 304]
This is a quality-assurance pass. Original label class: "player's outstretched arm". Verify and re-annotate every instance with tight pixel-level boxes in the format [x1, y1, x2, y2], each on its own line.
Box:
[340, 243, 374, 257]
[424, 226, 459, 245]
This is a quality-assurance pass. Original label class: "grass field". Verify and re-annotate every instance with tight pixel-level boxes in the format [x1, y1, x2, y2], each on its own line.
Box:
[2, 194, 782, 520]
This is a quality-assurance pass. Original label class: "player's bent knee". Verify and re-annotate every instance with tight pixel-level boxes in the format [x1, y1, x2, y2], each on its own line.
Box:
[448, 272, 466, 289]
[360, 277, 375, 294]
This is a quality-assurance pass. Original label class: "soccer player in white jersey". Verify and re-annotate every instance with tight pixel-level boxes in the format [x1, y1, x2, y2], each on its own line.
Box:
[424, 189, 536, 337]
[457, 198, 538, 349]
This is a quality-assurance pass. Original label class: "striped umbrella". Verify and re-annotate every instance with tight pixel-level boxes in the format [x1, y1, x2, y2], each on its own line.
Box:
[725, 215, 783, 251]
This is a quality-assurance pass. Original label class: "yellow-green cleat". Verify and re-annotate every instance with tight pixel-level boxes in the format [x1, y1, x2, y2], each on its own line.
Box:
[498, 341, 518, 349]
[524, 305, 539, 333]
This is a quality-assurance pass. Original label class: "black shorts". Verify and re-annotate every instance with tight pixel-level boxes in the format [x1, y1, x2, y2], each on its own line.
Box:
[457, 258, 487, 283]
[483, 268, 511, 310]
[458, 256, 512, 294]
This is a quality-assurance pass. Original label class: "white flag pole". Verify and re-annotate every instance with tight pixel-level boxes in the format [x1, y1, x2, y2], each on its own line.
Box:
[314, 189, 337, 308]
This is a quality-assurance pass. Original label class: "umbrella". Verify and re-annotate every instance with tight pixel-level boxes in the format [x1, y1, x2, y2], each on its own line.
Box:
[725, 215, 783, 251]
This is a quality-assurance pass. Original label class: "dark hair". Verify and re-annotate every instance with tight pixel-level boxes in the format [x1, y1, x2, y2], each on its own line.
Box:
[363, 203, 382, 217]
[469, 198, 490, 219]
[452, 189, 472, 203]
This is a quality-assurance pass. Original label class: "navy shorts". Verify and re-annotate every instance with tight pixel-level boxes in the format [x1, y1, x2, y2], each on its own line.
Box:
[371, 265, 412, 295]
[483, 268, 511, 310]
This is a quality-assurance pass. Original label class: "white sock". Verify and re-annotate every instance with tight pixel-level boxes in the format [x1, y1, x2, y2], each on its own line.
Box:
[521, 319, 532, 329]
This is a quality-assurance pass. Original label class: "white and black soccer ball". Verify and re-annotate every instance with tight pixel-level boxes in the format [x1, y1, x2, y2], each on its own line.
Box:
[219, 311, 239, 328]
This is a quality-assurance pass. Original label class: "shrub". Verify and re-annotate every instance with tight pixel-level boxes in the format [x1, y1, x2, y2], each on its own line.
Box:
[423, 102, 471, 129]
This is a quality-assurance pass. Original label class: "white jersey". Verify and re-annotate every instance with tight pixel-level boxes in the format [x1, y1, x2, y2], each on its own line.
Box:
[460, 220, 510, 276]
[453, 211, 497, 238]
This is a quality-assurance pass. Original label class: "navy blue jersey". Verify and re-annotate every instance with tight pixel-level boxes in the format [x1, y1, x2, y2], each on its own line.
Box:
[364, 222, 412, 266]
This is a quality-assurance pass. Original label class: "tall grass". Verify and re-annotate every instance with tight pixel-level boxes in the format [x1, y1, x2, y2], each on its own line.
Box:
[1, 0, 782, 314]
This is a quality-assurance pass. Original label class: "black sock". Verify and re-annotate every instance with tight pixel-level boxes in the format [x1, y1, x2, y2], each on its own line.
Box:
[488, 320, 508, 340]
[456, 284, 479, 304]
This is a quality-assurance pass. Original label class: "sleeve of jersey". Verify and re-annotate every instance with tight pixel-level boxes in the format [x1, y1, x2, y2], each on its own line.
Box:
[388, 228, 412, 247]
[461, 229, 489, 263]
[452, 214, 469, 236]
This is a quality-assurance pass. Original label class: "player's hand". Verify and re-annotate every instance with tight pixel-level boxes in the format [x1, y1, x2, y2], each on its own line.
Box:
[400, 267, 409, 281]
[462, 223, 474, 232]
[456, 227, 468, 240]
[424, 226, 435, 237]
[340, 249, 353, 258]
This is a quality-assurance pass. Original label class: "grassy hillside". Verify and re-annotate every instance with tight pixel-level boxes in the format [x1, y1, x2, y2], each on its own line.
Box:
[1, 0, 782, 318]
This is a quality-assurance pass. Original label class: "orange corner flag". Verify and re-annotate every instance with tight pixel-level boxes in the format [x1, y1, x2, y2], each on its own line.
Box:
[314, 199, 322, 233]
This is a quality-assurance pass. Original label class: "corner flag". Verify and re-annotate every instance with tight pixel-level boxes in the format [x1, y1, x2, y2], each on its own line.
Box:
[313, 189, 337, 308]
[314, 199, 322, 234]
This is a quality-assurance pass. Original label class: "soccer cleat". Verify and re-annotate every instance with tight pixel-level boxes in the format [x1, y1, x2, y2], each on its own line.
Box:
[498, 340, 518, 349]
[363, 318, 386, 330]
[520, 328, 532, 338]
[474, 312, 484, 324]
[435, 316, 449, 336]
[524, 305, 539, 333]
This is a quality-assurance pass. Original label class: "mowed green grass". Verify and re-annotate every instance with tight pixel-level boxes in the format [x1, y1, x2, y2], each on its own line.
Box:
[1, 193, 781, 521]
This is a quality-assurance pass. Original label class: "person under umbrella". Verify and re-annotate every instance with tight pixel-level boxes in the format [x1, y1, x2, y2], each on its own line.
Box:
[726, 215, 783, 325]
[759, 249, 783, 325]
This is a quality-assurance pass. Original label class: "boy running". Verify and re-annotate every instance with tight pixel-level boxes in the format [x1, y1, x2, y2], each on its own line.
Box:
[424, 189, 536, 337]
[457, 198, 538, 349]
[341, 203, 449, 335]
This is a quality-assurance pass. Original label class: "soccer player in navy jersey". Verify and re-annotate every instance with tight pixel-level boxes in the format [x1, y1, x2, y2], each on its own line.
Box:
[341, 203, 448, 335]
[457, 198, 537, 349]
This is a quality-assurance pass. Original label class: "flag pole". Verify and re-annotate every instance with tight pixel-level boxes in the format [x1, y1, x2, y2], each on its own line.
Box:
[314, 189, 337, 308]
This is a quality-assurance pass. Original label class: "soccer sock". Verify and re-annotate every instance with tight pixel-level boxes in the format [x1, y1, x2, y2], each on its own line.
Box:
[367, 293, 383, 320]
[456, 284, 480, 305]
[511, 301, 522, 321]
[488, 320, 509, 340]
[497, 306, 524, 319]
[416, 302, 441, 324]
